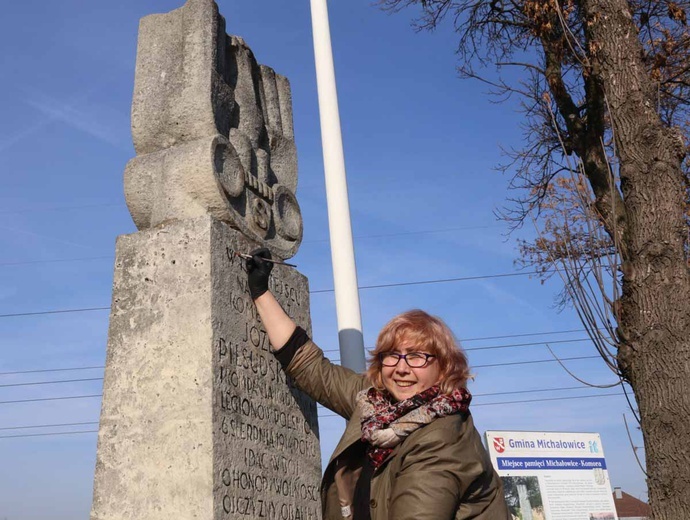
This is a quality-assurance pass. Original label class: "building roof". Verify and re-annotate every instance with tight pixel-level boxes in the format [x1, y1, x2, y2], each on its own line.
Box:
[613, 489, 651, 518]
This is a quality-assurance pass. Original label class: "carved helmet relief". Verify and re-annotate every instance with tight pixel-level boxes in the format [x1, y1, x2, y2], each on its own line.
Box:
[125, 0, 302, 259]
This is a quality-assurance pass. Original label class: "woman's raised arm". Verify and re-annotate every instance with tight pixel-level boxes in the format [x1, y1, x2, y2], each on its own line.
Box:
[246, 248, 296, 351]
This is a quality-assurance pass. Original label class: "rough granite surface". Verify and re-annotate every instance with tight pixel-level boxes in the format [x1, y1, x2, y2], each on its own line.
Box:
[91, 217, 321, 520]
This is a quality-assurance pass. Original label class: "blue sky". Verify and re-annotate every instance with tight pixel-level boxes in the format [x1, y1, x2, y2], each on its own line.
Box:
[0, 1, 646, 518]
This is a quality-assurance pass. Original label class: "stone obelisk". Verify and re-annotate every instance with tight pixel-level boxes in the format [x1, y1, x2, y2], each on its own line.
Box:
[91, 1, 321, 519]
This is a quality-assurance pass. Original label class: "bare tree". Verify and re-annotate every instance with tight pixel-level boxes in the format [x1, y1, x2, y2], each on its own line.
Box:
[380, 0, 690, 518]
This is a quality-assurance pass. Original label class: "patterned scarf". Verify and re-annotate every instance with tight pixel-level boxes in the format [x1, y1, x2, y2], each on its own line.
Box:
[356, 385, 472, 469]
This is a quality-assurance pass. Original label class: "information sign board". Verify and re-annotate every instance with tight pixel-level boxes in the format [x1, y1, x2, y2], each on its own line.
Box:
[485, 430, 618, 520]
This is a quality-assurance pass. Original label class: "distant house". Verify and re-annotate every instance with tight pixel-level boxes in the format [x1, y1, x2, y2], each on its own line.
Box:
[612, 487, 650, 520]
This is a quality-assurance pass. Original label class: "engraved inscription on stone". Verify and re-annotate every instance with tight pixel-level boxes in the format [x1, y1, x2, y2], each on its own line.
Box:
[213, 237, 320, 520]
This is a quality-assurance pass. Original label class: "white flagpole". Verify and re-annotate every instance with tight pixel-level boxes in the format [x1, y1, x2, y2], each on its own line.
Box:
[309, 0, 366, 372]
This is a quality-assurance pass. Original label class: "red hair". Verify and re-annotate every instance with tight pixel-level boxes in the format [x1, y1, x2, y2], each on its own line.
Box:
[366, 309, 470, 395]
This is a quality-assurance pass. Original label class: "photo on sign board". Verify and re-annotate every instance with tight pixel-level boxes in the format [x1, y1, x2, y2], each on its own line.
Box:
[501, 476, 544, 520]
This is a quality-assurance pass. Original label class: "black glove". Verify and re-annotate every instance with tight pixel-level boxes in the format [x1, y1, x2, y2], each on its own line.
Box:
[246, 247, 273, 300]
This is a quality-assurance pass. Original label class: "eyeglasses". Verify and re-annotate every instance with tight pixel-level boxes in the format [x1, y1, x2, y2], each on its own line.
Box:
[379, 352, 436, 368]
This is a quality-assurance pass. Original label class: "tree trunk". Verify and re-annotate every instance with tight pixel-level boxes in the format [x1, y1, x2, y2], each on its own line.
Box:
[583, 0, 690, 517]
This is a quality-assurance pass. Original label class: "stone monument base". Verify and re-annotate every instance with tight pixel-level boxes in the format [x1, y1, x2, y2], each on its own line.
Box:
[91, 216, 321, 520]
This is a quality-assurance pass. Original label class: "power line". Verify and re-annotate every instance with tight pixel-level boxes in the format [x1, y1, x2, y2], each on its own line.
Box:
[324, 354, 601, 367]
[310, 271, 537, 294]
[304, 224, 501, 244]
[3, 367, 571, 395]
[16, 360, 601, 406]
[474, 392, 624, 407]
[0, 353, 601, 383]
[0, 256, 113, 267]
[0, 392, 625, 438]
[322, 337, 589, 355]
[0, 384, 607, 432]
[460, 328, 585, 342]
[0, 202, 124, 215]
[0, 328, 588, 377]
[0, 307, 110, 319]
[2, 389, 619, 438]
[0, 377, 102, 389]
[473, 355, 600, 368]
[0, 394, 102, 405]
[0, 329, 588, 375]
[0, 270, 540, 319]
[0, 366, 105, 376]
[317, 392, 625, 418]
[0, 429, 99, 439]
[473, 385, 595, 397]
[0, 421, 98, 431]
[465, 338, 587, 352]
[0, 225, 501, 268]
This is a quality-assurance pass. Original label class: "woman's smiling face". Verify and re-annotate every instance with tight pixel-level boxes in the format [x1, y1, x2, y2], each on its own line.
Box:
[380, 343, 442, 401]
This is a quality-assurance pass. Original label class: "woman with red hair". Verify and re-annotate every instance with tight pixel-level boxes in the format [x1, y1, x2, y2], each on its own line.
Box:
[246, 249, 508, 520]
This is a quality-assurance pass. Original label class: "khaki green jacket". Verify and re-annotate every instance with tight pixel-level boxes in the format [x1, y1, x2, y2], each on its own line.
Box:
[284, 340, 510, 520]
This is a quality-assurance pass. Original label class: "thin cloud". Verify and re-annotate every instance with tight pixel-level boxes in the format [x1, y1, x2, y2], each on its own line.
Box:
[0, 224, 101, 252]
[23, 92, 129, 151]
[0, 118, 54, 154]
